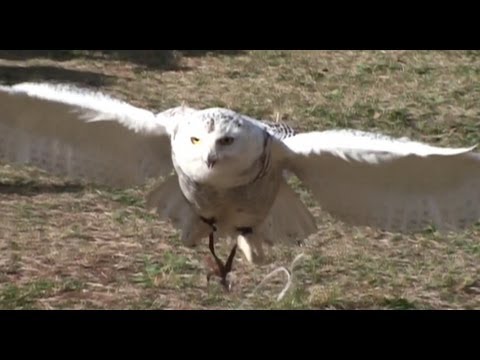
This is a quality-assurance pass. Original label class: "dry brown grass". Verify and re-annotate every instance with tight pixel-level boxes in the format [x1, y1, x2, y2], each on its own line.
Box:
[1, 50, 480, 309]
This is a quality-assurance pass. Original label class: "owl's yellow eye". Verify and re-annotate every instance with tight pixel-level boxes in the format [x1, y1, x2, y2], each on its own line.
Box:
[191, 137, 200, 145]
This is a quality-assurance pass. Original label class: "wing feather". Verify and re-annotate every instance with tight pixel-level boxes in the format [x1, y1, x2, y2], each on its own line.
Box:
[0, 82, 177, 187]
[283, 129, 480, 232]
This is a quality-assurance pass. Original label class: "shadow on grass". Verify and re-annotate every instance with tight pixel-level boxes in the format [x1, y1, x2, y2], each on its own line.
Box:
[0, 65, 116, 88]
[0, 182, 85, 196]
[0, 50, 247, 71]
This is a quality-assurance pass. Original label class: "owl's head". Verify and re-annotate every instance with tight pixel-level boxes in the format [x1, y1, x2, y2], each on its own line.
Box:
[171, 108, 268, 187]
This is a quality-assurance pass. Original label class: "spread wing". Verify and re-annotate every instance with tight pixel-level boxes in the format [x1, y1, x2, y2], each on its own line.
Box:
[0, 82, 184, 187]
[283, 129, 480, 232]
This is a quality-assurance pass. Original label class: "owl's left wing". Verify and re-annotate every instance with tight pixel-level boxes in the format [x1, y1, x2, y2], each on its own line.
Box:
[282, 129, 480, 233]
[0, 82, 188, 187]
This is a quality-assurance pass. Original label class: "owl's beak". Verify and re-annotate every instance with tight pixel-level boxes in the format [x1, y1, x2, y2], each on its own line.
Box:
[206, 153, 217, 168]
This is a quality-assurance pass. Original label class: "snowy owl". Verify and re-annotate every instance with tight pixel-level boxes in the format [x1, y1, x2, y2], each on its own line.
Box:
[2, 82, 480, 289]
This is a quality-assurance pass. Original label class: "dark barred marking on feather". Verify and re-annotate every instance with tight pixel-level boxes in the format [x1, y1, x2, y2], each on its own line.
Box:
[261, 120, 297, 140]
[206, 118, 215, 133]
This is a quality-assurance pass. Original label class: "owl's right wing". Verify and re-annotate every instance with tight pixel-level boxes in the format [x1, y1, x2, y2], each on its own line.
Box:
[282, 129, 480, 233]
[0, 82, 187, 187]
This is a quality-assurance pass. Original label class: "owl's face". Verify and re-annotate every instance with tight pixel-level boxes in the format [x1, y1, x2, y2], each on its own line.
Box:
[171, 109, 267, 187]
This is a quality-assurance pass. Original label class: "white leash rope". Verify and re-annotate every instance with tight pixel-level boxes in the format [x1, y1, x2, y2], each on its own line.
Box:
[239, 252, 306, 307]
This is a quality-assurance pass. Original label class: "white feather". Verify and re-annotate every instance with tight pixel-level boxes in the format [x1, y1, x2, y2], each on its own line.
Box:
[259, 179, 317, 244]
[283, 129, 480, 232]
[0, 82, 176, 186]
[145, 174, 211, 246]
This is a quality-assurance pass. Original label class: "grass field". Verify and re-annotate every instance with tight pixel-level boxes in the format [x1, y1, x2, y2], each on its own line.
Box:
[1, 50, 480, 309]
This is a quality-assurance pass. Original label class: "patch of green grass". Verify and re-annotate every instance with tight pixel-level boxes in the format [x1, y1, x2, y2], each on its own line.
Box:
[0, 280, 56, 309]
[132, 251, 195, 289]
[60, 224, 95, 241]
[455, 64, 480, 77]
[356, 61, 404, 75]
[273, 287, 311, 309]
[128, 296, 169, 309]
[61, 278, 85, 292]
[382, 297, 417, 310]
[108, 189, 144, 207]
[202, 287, 231, 307]
[387, 108, 414, 128]
[414, 66, 434, 75]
